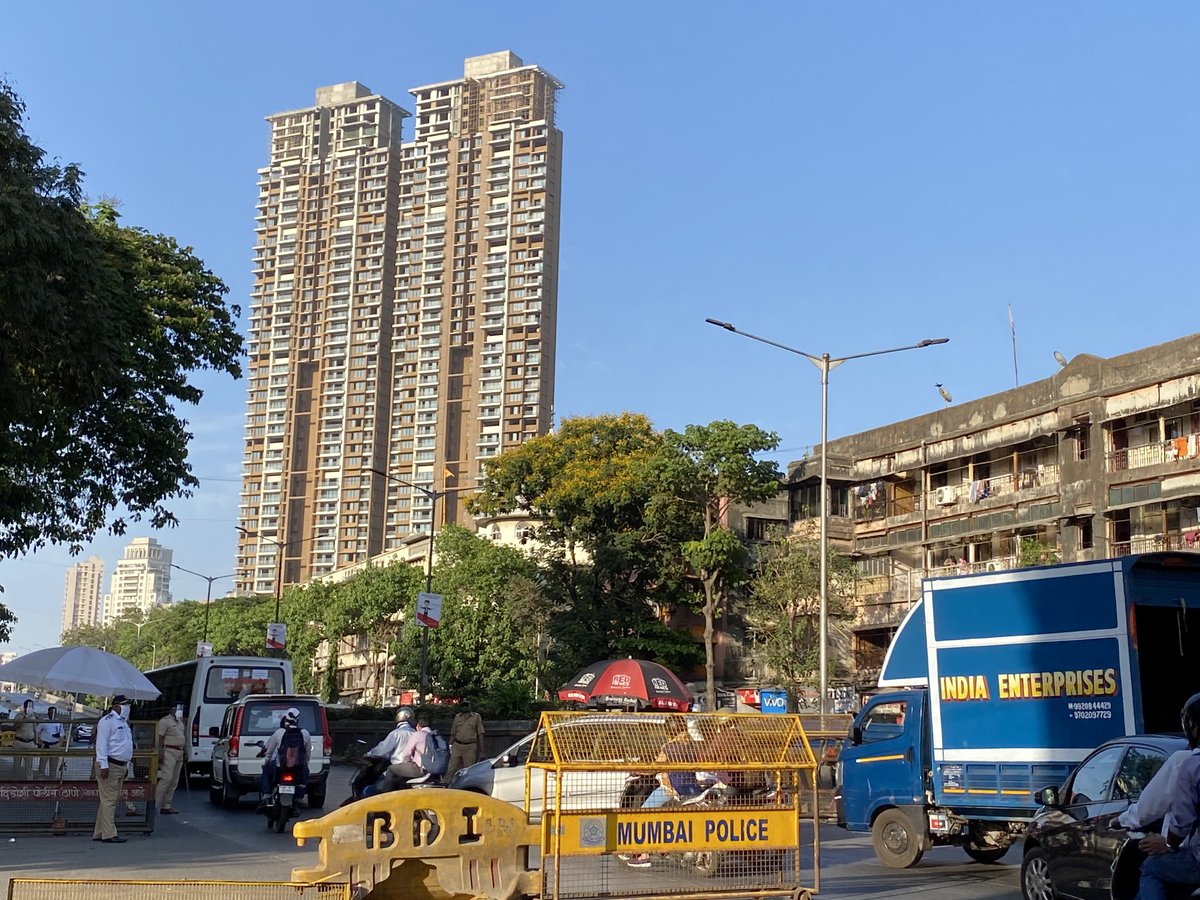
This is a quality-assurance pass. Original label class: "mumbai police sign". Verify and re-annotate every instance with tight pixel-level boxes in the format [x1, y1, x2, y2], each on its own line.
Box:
[548, 809, 799, 854]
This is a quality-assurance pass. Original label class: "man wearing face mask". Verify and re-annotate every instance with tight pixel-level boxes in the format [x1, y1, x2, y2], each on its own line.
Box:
[155, 703, 187, 815]
[93, 694, 134, 843]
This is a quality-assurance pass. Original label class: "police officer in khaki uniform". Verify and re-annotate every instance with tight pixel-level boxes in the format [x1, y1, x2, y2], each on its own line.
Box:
[447, 700, 485, 776]
[155, 703, 186, 814]
[12, 699, 36, 777]
[93, 694, 133, 843]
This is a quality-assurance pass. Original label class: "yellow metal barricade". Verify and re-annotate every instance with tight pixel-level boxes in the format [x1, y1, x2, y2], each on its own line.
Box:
[530, 711, 820, 900]
[7, 881, 349, 900]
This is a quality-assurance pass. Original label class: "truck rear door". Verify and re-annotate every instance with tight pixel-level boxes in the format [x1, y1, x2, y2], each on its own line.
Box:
[839, 690, 925, 831]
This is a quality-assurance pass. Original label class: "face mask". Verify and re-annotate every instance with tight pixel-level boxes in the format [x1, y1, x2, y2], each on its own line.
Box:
[119, 705, 131, 720]
[173, 708, 183, 720]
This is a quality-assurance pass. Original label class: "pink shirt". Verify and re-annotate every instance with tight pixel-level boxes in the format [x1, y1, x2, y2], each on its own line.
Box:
[398, 727, 431, 766]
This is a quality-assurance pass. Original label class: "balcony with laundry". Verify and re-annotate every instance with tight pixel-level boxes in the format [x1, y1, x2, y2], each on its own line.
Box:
[1106, 402, 1200, 474]
[851, 532, 1050, 629]
[848, 438, 1062, 529]
[1107, 497, 1200, 557]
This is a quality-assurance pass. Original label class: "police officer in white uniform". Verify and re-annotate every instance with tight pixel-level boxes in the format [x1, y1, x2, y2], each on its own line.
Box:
[93, 694, 134, 843]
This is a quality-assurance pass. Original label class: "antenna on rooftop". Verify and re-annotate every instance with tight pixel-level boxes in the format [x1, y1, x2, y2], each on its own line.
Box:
[1053, 351, 1068, 368]
[1008, 305, 1019, 387]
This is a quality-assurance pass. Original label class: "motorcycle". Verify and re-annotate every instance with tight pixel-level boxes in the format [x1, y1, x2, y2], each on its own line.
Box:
[262, 762, 306, 834]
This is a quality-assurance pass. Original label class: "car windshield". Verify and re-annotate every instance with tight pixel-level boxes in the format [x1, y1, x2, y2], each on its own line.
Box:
[239, 702, 319, 736]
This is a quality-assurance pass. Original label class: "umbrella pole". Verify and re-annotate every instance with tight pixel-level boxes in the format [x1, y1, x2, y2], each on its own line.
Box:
[50, 690, 73, 830]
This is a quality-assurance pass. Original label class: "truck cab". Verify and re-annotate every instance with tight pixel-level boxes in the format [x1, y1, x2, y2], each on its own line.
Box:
[837, 690, 931, 867]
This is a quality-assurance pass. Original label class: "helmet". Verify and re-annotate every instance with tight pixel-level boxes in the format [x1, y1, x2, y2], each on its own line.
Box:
[283, 707, 300, 725]
[396, 706, 414, 725]
[1181, 693, 1200, 731]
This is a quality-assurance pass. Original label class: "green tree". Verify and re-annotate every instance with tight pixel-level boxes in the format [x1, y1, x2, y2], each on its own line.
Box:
[470, 414, 704, 682]
[745, 529, 857, 685]
[647, 421, 782, 708]
[394, 525, 541, 701]
[287, 562, 421, 697]
[1017, 536, 1061, 568]
[0, 82, 243, 568]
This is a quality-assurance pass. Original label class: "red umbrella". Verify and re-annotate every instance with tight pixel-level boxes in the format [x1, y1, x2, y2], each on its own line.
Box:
[558, 659, 694, 712]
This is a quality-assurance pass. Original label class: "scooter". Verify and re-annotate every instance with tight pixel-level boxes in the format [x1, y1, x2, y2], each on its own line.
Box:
[341, 740, 444, 807]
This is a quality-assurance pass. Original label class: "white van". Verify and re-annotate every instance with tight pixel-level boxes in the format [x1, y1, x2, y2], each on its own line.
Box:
[142, 656, 294, 778]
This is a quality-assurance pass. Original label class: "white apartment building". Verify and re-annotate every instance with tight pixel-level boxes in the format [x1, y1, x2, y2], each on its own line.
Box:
[237, 51, 563, 597]
[61, 555, 105, 635]
[102, 538, 173, 624]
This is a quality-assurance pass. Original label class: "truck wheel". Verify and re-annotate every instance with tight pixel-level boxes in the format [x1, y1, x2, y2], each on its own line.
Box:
[872, 809, 925, 868]
[965, 843, 1009, 864]
[1020, 847, 1058, 900]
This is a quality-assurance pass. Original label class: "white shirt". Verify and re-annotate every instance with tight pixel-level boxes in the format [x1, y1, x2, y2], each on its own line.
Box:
[36, 720, 64, 746]
[1119, 748, 1193, 836]
[95, 710, 133, 770]
[370, 723, 415, 765]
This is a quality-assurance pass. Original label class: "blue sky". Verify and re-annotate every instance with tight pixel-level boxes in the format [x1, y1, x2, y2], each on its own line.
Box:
[2, 2, 1198, 653]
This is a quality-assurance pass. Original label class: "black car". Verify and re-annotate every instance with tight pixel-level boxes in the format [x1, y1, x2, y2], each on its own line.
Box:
[1021, 733, 1187, 900]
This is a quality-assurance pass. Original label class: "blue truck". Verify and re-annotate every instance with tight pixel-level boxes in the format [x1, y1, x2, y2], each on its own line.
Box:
[836, 552, 1200, 867]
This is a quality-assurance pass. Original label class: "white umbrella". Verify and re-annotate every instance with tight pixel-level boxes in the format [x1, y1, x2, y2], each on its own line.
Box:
[0, 646, 160, 700]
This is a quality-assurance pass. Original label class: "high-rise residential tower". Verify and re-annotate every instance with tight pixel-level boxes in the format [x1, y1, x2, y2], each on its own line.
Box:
[61, 555, 105, 635]
[237, 52, 563, 596]
[102, 537, 173, 624]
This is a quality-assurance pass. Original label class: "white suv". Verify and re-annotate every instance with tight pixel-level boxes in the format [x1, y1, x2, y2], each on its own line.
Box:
[209, 694, 331, 808]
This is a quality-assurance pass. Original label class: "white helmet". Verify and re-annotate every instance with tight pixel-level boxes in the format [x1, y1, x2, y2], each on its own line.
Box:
[283, 707, 301, 725]
[396, 706, 414, 725]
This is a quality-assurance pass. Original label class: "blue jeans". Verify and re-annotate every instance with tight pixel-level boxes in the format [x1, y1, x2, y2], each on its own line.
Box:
[1136, 849, 1200, 900]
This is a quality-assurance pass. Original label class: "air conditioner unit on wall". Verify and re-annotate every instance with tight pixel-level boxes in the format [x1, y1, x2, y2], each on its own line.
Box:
[936, 486, 958, 505]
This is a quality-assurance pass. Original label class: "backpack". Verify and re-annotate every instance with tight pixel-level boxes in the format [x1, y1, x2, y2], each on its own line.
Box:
[279, 725, 307, 769]
[420, 729, 451, 776]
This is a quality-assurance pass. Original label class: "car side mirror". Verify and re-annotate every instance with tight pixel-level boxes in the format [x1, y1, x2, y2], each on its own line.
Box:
[1035, 786, 1059, 807]
[208, 726, 220, 737]
[851, 726, 863, 746]
[497, 753, 513, 767]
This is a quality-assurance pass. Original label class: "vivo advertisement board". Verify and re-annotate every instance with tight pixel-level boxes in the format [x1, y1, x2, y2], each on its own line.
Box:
[759, 690, 788, 715]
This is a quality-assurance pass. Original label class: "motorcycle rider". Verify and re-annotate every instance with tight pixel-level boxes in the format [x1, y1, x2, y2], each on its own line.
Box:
[1131, 692, 1200, 900]
[257, 707, 310, 809]
[370, 707, 416, 761]
[351, 707, 417, 798]
[378, 714, 433, 791]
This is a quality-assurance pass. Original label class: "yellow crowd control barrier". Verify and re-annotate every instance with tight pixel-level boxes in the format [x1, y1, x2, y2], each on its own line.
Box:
[530, 711, 820, 900]
[7, 881, 349, 900]
[292, 788, 541, 900]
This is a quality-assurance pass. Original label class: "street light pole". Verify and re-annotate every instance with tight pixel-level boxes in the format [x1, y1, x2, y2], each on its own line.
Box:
[368, 468, 474, 706]
[236, 527, 287, 624]
[171, 565, 239, 644]
[705, 318, 948, 715]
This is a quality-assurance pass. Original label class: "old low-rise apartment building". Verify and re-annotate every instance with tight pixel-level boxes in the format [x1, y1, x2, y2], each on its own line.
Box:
[779, 333, 1200, 690]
